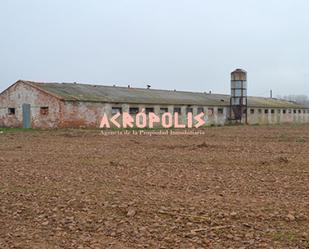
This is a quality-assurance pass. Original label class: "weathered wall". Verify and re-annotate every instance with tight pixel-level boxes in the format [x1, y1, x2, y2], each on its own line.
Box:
[58, 102, 229, 128]
[247, 108, 309, 125]
[59, 101, 109, 128]
[0, 82, 61, 128]
[11, 97, 309, 128]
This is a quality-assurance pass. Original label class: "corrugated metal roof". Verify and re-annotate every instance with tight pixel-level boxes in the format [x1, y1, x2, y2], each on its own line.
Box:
[22, 81, 306, 109]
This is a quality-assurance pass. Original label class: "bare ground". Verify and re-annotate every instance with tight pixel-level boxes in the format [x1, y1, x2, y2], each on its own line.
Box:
[0, 125, 308, 249]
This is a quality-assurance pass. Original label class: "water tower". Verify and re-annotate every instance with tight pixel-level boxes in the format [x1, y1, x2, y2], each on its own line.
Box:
[230, 69, 248, 123]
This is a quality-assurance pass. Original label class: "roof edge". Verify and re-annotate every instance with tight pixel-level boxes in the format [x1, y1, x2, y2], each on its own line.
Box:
[0, 80, 65, 101]
[19, 80, 66, 101]
[1, 80, 307, 109]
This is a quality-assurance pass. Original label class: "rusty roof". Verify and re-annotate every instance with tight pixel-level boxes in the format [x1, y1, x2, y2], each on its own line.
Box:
[232, 69, 247, 73]
[17, 81, 307, 109]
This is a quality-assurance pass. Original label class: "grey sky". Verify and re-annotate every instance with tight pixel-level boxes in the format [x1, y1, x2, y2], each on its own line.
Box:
[1, 0, 308, 97]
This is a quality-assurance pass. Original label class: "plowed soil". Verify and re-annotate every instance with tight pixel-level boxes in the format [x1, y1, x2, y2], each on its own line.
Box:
[0, 125, 308, 249]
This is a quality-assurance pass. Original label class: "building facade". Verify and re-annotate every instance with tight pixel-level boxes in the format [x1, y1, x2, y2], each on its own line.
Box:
[0, 80, 308, 129]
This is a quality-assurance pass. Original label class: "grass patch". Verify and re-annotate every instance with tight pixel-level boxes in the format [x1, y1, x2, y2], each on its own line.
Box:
[296, 137, 306, 143]
[278, 133, 290, 142]
[271, 231, 298, 241]
[0, 128, 38, 133]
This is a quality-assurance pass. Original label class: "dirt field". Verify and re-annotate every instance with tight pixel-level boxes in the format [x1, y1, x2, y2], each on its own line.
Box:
[0, 125, 308, 249]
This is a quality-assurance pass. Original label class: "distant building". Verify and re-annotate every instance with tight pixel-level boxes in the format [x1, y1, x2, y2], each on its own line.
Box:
[0, 79, 308, 128]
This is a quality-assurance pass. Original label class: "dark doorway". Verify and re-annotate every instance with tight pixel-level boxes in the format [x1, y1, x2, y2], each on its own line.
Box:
[22, 104, 31, 128]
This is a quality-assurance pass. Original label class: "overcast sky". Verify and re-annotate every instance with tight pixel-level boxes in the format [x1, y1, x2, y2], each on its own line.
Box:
[1, 0, 308, 97]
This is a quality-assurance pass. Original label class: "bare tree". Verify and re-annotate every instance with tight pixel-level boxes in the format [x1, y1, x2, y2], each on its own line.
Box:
[277, 94, 309, 106]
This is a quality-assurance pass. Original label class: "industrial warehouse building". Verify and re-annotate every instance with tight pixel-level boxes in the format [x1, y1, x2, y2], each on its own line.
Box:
[0, 79, 309, 129]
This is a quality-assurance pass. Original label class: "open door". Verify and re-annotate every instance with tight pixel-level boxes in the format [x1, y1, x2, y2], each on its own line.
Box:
[22, 104, 31, 128]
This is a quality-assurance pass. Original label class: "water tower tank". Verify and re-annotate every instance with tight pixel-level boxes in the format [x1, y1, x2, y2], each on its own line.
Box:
[230, 69, 248, 122]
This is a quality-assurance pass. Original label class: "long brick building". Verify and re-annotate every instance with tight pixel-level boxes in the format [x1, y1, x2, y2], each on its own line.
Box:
[0, 79, 308, 128]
